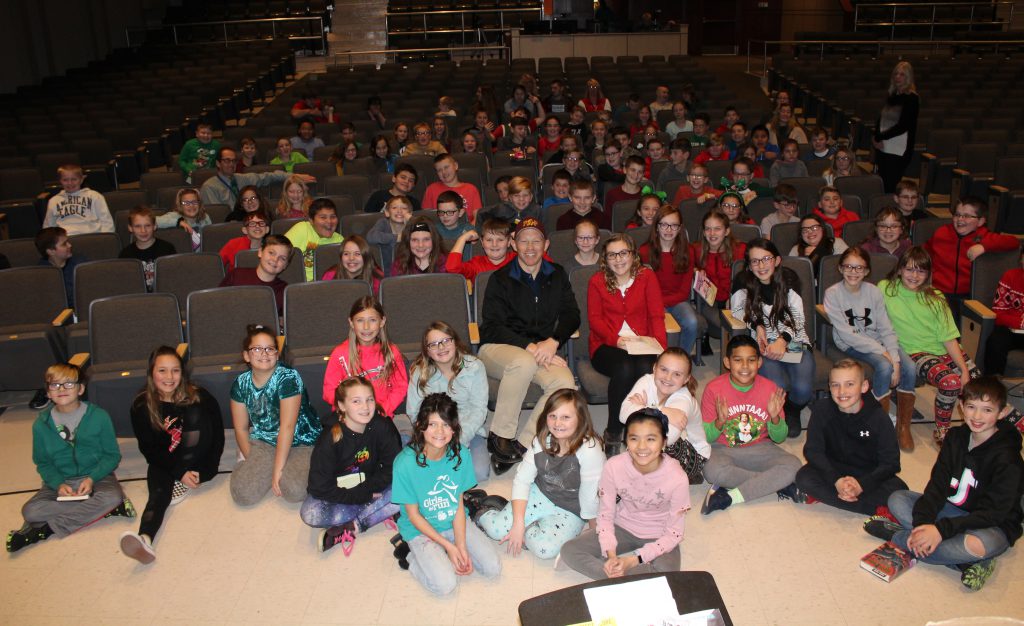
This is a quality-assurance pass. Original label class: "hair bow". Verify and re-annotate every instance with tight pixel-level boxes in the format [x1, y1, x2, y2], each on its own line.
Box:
[719, 176, 748, 193]
[641, 185, 667, 202]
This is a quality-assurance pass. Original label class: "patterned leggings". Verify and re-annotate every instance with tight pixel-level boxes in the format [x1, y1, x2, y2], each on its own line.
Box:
[909, 350, 980, 429]
[476, 483, 586, 560]
[299, 487, 399, 532]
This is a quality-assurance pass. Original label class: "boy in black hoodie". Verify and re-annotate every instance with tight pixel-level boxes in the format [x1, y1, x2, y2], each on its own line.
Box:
[796, 360, 906, 515]
[864, 376, 1024, 590]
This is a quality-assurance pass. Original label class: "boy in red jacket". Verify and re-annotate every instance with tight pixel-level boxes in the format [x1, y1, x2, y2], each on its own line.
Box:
[446, 219, 515, 281]
[812, 186, 858, 238]
[924, 196, 1019, 322]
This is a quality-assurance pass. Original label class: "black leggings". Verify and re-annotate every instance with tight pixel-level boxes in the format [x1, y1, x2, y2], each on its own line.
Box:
[591, 345, 656, 438]
[875, 150, 912, 194]
[139, 403, 218, 541]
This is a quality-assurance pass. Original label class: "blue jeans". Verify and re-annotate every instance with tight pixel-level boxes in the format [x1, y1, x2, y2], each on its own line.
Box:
[887, 490, 1010, 567]
[841, 347, 917, 398]
[666, 302, 699, 353]
[467, 435, 491, 484]
[758, 348, 815, 406]
[407, 523, 502, 595]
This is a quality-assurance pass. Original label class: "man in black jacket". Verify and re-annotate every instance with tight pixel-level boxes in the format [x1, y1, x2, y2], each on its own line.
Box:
[479, 218, 580, 471]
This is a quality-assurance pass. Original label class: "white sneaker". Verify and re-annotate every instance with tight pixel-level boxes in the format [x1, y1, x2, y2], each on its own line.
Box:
[170, 481, 189, 506]
[120, 532, 156, 564]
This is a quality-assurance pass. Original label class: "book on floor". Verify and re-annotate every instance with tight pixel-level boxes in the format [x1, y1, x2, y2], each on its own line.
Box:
[860, 541, 916, 582]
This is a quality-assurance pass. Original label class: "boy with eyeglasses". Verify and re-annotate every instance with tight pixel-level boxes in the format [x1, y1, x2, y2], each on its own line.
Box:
[119, 205, 176, 291]
[760, 183, 801, 238]
[671, 164, 720, 206]
[219, 210, 271, 271]
[434, 190, 473, 240]
[7, 363, 133, 553]
[596, 140, 626, 201]
[892, 180, 929, 223]
[925, 196, 1018, 322]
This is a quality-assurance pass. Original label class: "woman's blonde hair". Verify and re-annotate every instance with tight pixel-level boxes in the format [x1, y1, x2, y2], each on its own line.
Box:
[889, 61, 916, 95]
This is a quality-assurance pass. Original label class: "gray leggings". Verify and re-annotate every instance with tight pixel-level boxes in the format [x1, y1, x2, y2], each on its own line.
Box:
[22, 475, 125, 537]
[559, 525, 681, 580]
[703, 441, 801, 502]
[230, 440, 312, 505]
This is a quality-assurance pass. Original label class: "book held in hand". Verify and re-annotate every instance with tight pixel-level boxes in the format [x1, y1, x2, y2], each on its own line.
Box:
[860, 541, 916, 582]
[56, 494, 91, 502]
[336, 472, 366, 489]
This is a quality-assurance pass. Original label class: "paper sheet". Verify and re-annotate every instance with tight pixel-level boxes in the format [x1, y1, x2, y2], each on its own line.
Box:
[583, 576, 678, 626]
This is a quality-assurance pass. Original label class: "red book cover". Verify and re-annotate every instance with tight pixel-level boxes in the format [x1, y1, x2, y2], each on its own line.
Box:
[860, 541, 916, 582]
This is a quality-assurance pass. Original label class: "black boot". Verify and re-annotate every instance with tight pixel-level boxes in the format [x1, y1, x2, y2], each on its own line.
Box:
[700, 335, 714, 356]
[472, 495, 510, 522]
[462, 489, 488, 519]
[487, 433, 523, 463]
[603, 429, 622, 457]
[490, 456, 518, 476]
[783, 400, 804, 439]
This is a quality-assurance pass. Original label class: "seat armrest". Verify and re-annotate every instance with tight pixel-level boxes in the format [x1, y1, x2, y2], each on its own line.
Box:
[466, 279, 472, 295]
[921, 152, 937, 162]
[664, 311, 681, 333]
[276, 335, 285, 352]
[176, 343, 188, 358]
[815, 304, 830, 324]
[52, 309, 74, 326]
[68, 352, 90, 368]
[721, 309, 746, 331]
[468, 322, 479, 345]
[961, 300, 996, 366]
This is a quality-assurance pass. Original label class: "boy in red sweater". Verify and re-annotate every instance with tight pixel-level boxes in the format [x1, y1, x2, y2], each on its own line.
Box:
[700, 335, 803, 515]
[925, 196, 1019, 322]
[812, 186, 858, 238]
[446, 218, 515, 281]
[985, 254, 1024, 376]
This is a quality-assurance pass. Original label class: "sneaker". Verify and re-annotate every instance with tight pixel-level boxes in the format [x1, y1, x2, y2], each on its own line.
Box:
[960, 559, 996, 591]
[873, 506, 898, 523]
[863, 516, 902, 542]
[700, 485, 732, 515]
[119, 532, 155, 564]
[28, 388, 50, 411]
[933, 425, 950, 446]
[105, 498, 136, 519]
[487, 433, 523, 463]
[776, 483, 807, 504]
[169, 481, 189, 506]
[319, 521, 357, 553]
[5, 524, 52, 553]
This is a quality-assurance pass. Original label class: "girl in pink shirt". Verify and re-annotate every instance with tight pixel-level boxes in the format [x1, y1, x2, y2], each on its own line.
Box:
[559, 409, 690, 579]
[322, 297, 408, 418]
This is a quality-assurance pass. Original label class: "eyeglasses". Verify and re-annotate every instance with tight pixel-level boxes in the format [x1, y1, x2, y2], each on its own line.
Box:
[426, 336, 454, 351]
[47, 381, 78, 390]
[801, 225, 822, 232]
[749, 255, 776, 267]
[606, 250, 633, 260]
[658, 222, 682, 231]
[953, 212, 980, 220]
[903, 267, 928, 275]
[248, 346, 278, 355]
[688, 173, 707, 179]
[436, 209, 460, 217]
[565, 156, 580, 162]
[835, 156, 851, 161]
[575, 235, 597, 242]
[877, 222, 902, 231]
[242, 196, 260, 204]
[840, 264, 867, 273]
[246, 221, 268, 228]
[604, 151, 619, 157]
[720, 203, 741, 210]
[180, 200, 199, 206]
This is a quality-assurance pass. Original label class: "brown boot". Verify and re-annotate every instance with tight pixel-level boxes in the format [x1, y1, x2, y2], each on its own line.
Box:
[896, 391, 915, 452]
[879, 394, 891, 417]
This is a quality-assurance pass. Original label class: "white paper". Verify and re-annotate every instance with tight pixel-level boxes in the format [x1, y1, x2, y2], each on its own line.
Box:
[624, 336, 665, 356]
[663, 608, 725, 626]
[584, 576, 678, 626]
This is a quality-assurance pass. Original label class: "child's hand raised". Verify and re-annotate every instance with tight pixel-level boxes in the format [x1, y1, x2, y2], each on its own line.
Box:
[767, 387, 787, 422]
[714, 396, 729, 429]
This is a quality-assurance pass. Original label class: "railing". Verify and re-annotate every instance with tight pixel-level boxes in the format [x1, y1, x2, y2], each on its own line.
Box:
[386, 7, 540, 45]
[854, 2, 1014, 40]
[330, 44, 511, 67]
[745, 37, 1024, 77]
[126, 16, 326, 50]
